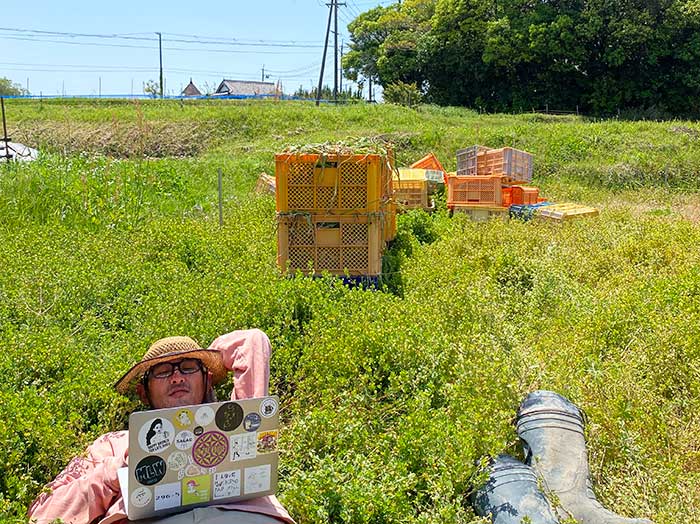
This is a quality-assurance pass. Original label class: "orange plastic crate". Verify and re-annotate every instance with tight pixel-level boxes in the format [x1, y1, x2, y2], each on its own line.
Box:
[275, 153, 393, 213]
[410, 152, 446, 175]
[507, 185, 540, 205]
[477, 147, 533, 183]
[277, 213, 386, 276]
[447, 174, 503, 208]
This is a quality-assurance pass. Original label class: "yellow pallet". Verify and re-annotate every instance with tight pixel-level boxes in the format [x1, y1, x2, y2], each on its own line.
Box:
[536, 203, 599, 221]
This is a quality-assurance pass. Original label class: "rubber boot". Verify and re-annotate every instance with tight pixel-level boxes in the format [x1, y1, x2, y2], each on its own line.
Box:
[516, 390, 653, 524]
[472, 454, 560, 524]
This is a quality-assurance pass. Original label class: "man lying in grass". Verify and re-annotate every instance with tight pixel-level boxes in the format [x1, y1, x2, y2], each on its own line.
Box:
[28, 330, 294, 524]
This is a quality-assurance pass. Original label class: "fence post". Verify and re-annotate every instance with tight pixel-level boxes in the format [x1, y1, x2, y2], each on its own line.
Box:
[218, 168, 223, 227]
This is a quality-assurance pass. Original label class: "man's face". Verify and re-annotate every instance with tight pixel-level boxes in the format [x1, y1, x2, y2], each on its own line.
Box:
[137, 358, 208, 409]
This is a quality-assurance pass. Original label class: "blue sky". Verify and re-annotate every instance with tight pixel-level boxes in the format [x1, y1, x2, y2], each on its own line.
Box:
[2, 0, 390, 97]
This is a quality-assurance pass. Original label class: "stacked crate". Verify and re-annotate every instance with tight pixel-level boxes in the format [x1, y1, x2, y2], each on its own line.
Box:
[275, 152, 396, 277]
[393, 168, 445, 211]
[450, 145, 537, 220]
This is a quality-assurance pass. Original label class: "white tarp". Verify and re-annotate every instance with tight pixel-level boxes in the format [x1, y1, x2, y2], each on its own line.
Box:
[0, 141, 38, 162]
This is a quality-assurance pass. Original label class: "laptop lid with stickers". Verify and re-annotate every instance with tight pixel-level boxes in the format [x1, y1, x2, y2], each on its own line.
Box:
[124, 396, 280, 520]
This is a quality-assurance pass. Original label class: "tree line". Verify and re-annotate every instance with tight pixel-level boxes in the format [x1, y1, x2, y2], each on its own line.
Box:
[342, 0, 700, 117]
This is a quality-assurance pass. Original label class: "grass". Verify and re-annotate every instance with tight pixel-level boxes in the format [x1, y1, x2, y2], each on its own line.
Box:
[1, 98, 699, 523]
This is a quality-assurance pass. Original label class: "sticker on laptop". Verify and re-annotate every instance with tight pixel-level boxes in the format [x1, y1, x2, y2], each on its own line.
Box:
[154, 482, 181, 511]
[167, 451, 189, 471]
[195, 406, 215, 426]
[135, 456, 167, 486]
[174, 430, 195, 450]
[192, 431, 229, 468]
[131, 486, 152, 508]
[215, 402, 244, 431]
[260, 397, 278, 418]
[230, 433, 257, 461]
[138, 418, 175, 453]
[243, 412, 261, 432]
[257, 430, 278, 454]
[244, 464, 271, 494]
[182, 474, 211, 505]
[174, 409, 194, 429]
[213, 469, 241, 499]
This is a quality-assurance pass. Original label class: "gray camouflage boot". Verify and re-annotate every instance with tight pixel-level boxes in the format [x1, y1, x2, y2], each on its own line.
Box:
[516, 390, 653, 524]
[472, 454, 560, 524]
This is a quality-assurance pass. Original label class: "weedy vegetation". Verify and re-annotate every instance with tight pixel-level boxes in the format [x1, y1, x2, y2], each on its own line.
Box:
[1, 98, 699, 523]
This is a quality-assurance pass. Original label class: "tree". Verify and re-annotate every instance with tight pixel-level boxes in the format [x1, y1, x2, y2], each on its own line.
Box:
[343, 1, 434, 90]
[0, 77, 27, 97]
[143, 80, 160, 98]
[343, 0, 700, 116]
[383, 81, 423, 106]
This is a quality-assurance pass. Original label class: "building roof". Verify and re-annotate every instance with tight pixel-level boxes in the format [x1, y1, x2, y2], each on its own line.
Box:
[214, 79, 278, 96]
[182, 79, 202, 96]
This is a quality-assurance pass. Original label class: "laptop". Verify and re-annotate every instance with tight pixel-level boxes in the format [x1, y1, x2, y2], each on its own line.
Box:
[119, 396, 280, 520]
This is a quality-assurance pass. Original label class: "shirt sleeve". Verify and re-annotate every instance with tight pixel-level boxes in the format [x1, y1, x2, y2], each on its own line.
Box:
[28, 431, 128, 524]
[209, 328, 271, 400]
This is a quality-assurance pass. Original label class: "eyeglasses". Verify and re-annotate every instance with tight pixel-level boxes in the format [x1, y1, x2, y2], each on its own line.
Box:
[147, 358, 204, 380]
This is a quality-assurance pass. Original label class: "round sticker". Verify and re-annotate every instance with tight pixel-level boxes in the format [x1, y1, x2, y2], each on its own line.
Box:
[174, 409, 194, 429]
[167, 451, 189, 471]
[131, 486, 152, 507]
[195, 406, 215, 426]
[260, 397, 278, 418]
[194, 426, 204, 436]
[192, 431, 229, 468]
[135, 456, 167, 486]
[243, 412, 261, 432]
[138, 418, 175, 454]
[175, 430, 195, 450]
[215, 402, 244, 431]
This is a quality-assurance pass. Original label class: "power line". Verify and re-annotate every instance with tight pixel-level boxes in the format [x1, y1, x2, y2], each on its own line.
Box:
[0, 35, 319, 55]
[0, 27, 325, 48]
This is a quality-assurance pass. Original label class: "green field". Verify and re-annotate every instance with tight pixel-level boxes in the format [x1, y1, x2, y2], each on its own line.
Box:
[1, 99, 699, 523]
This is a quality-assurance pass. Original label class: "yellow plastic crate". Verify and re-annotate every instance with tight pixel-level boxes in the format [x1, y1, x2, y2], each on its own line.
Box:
[383, 201, 397, 242]
[277, 213, 386, 276]
[393, 179, 429, 210]
[451, 205, 509, 222]
[275, 153, 393, 213]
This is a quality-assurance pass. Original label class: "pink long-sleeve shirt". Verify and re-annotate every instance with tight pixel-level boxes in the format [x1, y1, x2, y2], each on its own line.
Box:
[28, 329, 294, 524]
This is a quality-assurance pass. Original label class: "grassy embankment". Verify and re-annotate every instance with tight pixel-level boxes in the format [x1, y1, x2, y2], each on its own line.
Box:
[1, 98, 699, 523]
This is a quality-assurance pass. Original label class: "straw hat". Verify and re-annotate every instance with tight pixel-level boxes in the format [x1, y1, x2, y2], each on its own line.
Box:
[115, 336, 228, 395]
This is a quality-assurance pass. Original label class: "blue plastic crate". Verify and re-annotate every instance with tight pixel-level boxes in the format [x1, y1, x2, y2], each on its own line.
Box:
[509, 202, 552, 221]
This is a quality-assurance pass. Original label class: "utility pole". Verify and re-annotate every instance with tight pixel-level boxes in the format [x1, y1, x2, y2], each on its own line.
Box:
[99, 77, 101, 98]
[339, 41, 344, 96]
[26, 77, 29, 95]
[333, 0, 338, 103]
[262, 65, 266, 82]
[156, 32, 164, 98]
[333, 1, 346, 104]
[315, 1, 334, 106]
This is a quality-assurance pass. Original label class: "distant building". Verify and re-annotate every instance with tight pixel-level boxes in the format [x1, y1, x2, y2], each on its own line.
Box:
[213, 79, 279, 97]
[182, 79, 202, 96]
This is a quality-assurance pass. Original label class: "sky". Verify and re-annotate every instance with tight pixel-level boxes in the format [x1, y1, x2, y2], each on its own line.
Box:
[2, 0, 391, 97]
